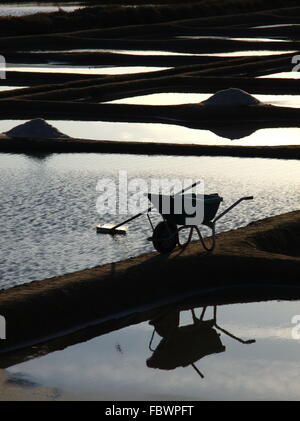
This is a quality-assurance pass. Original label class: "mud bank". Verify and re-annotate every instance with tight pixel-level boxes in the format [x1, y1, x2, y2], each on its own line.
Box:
[0, 210, 299, 356]
[1, 100, 300, 127]
[3, 50, 294, 70]
[1, 53, 297, 101]
[1, 74, 299, 98]
[0, 135, 300, 159]
[2, 282, 300, 370]
[1, 32, 299, 53]
[1, 1, 299, 41]
[0, 71, 102, 87]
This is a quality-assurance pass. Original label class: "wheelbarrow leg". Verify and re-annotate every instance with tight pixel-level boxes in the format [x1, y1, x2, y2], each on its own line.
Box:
[177, 225, 216, 252]
[177, 226, 194, 249]
[194, 225, 216, 252]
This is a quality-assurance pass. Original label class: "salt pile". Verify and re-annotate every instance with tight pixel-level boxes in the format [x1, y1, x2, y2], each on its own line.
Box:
[4, 118, 69, 138]
[202, 88, 260, 106]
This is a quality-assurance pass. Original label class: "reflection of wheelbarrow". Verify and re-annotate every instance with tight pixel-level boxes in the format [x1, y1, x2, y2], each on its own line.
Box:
[97, 181, 253, 254]
[147, 306, 255, 378]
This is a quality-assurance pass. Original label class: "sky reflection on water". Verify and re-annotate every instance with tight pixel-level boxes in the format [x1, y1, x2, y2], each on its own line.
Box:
[6, 300, 300, 400]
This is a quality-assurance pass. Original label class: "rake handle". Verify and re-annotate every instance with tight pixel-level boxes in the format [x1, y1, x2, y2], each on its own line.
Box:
[111, 206, 152, 230]
[174, 180, 201, 196]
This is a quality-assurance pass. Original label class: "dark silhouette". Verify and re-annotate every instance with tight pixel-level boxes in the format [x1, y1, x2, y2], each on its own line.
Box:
[147, 306, 255, 378]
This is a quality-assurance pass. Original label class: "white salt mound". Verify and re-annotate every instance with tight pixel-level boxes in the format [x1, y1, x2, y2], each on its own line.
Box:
[4, 118, 69, 138]
[202, 88, 260, 106]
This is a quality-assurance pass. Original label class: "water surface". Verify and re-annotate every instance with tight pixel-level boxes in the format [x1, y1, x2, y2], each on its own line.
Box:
[1, 118, 300, 144]
[0, 86, 27, 92]
[176, 36, 287, 42]
[0, 2, 82, 16]
[205, 50, 296, 57]
[6, 64, 170, 75]
[5, 299, 300, 400]
[107, 92, 300, 109]
[18, 49, 296, 58]
[0, 153, 299, 289]
[259, 71, 300, 79]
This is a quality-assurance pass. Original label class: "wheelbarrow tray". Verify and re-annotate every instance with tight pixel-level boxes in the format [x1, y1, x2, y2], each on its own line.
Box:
[147, 193, 223, 226]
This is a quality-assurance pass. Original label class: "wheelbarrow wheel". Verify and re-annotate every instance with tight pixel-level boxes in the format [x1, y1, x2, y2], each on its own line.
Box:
[152, 221, 178, 254]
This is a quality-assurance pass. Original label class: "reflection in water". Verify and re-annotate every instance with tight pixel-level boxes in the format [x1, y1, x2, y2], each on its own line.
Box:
[0, 368, 71, 401]
[108, 92, 300, 109]
[3, 292, 300, 400]
[6, 372, 39, 388]
[1, 118, 300, 145]
[147, 306, 254, 378]
[210, 127, 257, 140]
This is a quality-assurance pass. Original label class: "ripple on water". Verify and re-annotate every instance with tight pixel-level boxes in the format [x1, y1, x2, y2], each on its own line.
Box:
[0, 153, 299, 289]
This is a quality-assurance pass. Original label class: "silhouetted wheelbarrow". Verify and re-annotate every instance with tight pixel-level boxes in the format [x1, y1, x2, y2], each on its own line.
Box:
[97, 181, 253, 254]
[147, 181, 253, 253]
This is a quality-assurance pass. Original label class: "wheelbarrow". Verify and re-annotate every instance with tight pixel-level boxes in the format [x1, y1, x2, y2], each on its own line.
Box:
[147, 190, 253, 253]
[96, 181, 253, 254]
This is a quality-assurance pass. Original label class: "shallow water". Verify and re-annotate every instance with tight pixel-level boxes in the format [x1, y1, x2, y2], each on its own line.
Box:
[18, 49, 296, 58]
[205, 50, 296, 57]
[0, 3, 81, 16]
[1, 118, 300, 145]
[0, 152, 299, 289]
[6, 64, 170, 75]
[0, 86, 27, 92]
[176, 36, 287, 42]
[107, 92, 300, 109]
[6, 299, 300, 400]
[253, 24, 300, 29]
[259, 71, 300, 79]
[25, 49, 204, 56]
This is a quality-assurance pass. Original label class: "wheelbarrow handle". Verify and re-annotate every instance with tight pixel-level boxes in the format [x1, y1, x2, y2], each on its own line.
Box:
[214, 195, 254, 222]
